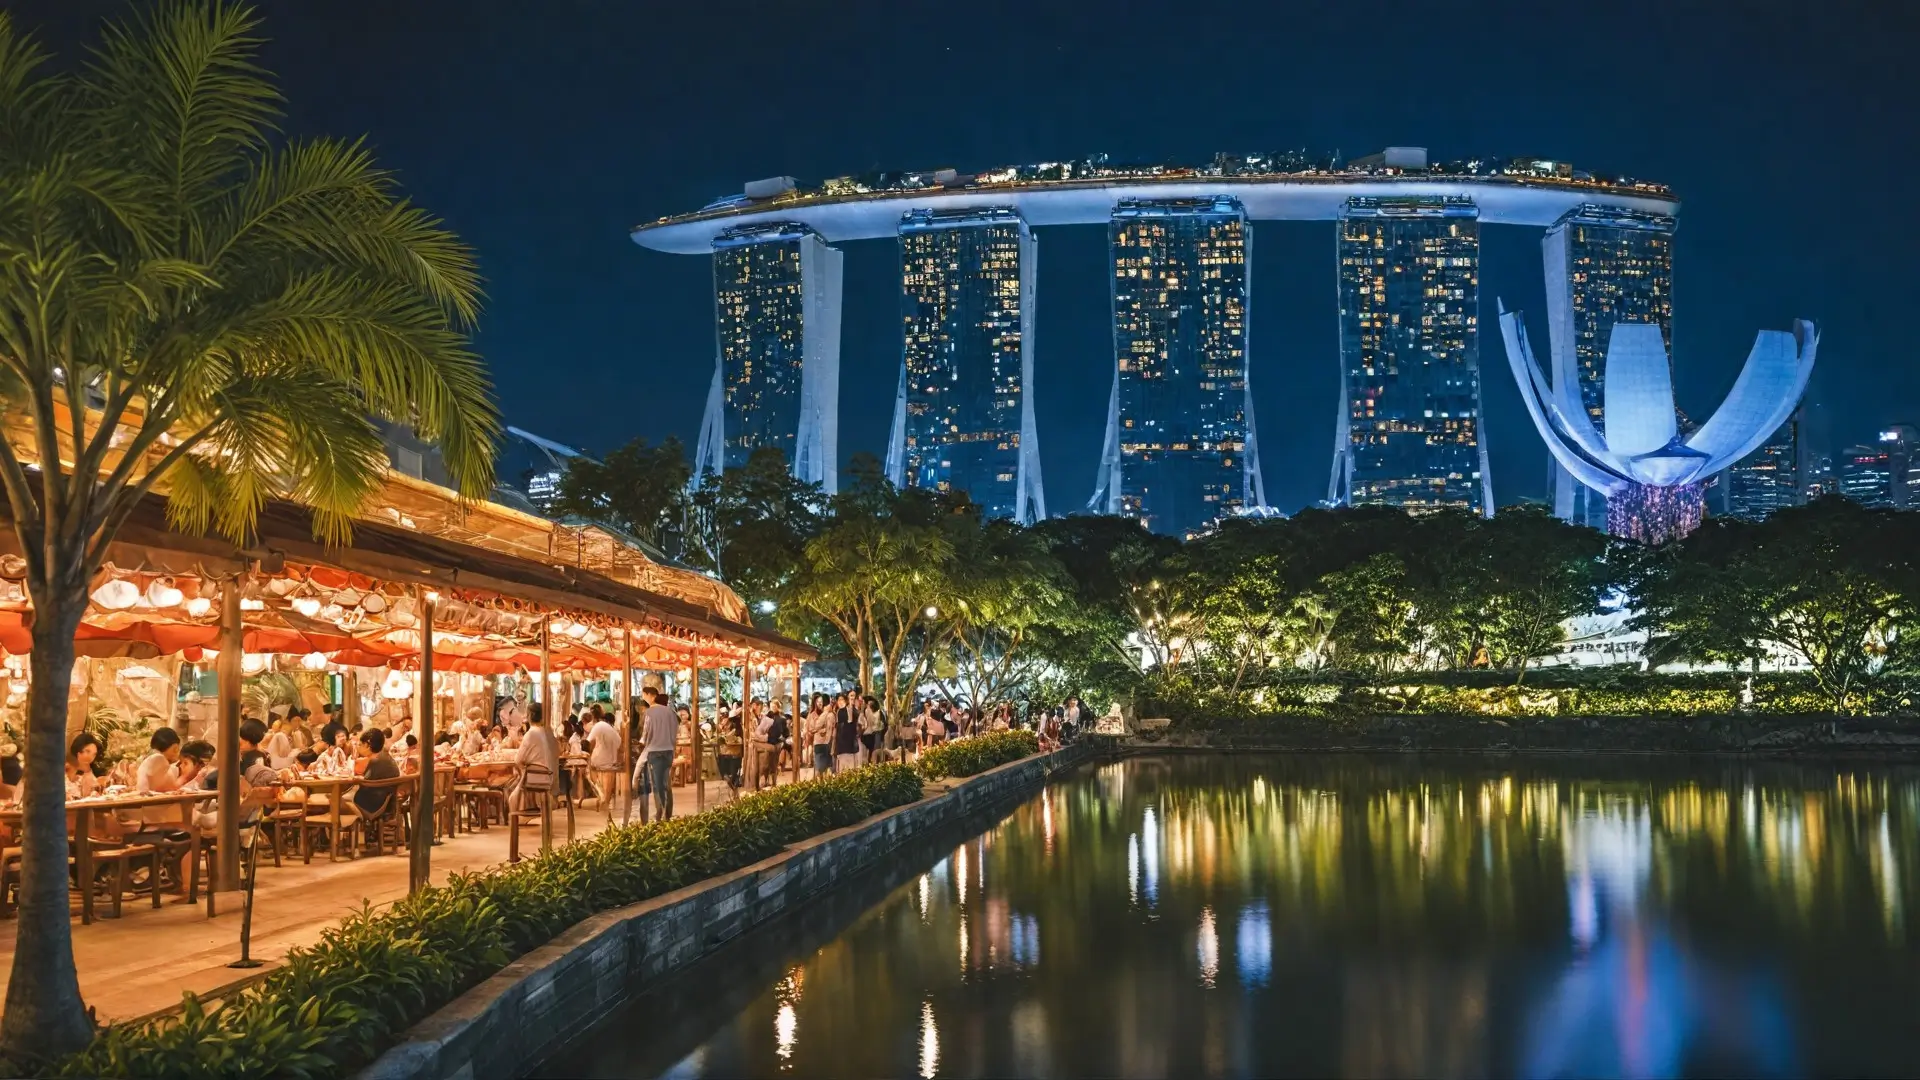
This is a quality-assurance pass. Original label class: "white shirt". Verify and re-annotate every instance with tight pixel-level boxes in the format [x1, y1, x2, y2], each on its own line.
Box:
[515, 725, 558, 788]
[587, 719, 621, 770]
[265, 730, 296, 770]
[135, 751, 178, 793]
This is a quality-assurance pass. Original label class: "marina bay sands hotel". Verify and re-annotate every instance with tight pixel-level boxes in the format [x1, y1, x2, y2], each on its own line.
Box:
[631, 149, 1678, 536]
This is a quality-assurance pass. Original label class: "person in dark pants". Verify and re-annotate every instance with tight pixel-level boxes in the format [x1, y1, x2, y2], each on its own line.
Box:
[641, 688, 677, 821]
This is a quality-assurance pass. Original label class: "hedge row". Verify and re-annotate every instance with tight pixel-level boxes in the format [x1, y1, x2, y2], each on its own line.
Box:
[915, 730, 1041, 780]
[47, 763, 924, 1079]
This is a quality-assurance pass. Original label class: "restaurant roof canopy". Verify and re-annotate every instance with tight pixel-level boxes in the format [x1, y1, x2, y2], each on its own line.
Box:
[0, 477, 813, 671]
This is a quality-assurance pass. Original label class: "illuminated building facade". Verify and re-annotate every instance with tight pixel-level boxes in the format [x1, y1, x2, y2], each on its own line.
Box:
[696, 222, 843, 492]
[1330, 196, 1490, 514]
[887, 207, 1045, 522]
[1093, 196, 1263, 537]
[1501, 308, 1817, 546]
[1543, 206, 1676, 527]
[1722, 415, 1800, 520]
[1839, 425, 1918, 508]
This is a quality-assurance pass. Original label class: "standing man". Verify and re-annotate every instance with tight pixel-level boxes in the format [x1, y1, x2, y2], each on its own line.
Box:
[641, 688, 678, 821]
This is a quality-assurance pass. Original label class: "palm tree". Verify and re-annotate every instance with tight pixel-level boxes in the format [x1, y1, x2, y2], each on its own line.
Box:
[0, 3, 496, 1059]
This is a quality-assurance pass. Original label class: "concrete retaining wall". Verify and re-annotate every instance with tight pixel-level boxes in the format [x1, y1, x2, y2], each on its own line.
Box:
[360, 739, 1108, 1080]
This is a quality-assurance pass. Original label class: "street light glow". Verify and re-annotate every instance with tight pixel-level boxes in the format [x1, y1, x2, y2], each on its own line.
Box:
[924, 605, 939, 619]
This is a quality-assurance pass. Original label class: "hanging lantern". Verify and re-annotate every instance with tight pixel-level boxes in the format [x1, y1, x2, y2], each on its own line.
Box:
[381, 671, 414, 699]
[90, 579, 140, 610]
[145, 578, 184, 609]
[185, 596, 213, 618]
[359, 592, 388, 614]
[241, 653, 268, 675]
[300, 651, 329, 671]
[291, 596, 322, 618]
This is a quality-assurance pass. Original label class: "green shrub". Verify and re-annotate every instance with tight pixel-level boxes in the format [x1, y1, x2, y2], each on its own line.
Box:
[915, 730, 1041, 780]
[46, 763, 923, 1078]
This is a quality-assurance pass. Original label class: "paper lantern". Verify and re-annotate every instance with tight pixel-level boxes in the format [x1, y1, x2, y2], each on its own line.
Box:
[241, 653, 268, 675]
[90, 579, 140, 610]
[145, 578, 184, 608]
[185, 596, 213, 618]
[381, 671, 414, 699]
[291, 596, 322, 618]
[300, 652, 329, 671]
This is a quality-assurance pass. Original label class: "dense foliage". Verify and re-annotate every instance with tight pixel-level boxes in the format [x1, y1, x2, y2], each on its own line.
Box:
[39, 764, 923, 1078]
[553, 425, 1920, 720]
[915, 730, 1042, 780]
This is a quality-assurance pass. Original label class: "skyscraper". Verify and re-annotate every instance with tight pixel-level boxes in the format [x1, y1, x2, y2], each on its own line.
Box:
[1543, 206, 1676, 527]
[1840, 425, 1919, 507]
[1723, 413, 1800, 520]
[888, 207, 1044, 522]
[1093, 196, 1262, 537]
[1330, 196, 1490, 514]
[696, 222, 844, 492]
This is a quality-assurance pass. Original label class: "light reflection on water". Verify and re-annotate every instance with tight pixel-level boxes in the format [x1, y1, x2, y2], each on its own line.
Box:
[546, 755, 1920, 1079]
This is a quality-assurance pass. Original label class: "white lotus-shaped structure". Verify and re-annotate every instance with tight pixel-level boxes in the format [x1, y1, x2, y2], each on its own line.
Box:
[1499, 304, 1817, 543]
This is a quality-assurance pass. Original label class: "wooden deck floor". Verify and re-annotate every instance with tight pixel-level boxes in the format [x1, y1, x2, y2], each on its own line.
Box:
[0, 773, 781, 1026]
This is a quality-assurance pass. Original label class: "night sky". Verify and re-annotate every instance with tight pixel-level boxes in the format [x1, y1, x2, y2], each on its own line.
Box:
[12, 0, 1914, 511]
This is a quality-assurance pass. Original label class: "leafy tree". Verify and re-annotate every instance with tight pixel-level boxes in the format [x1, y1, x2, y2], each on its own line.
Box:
[0, 4, 496, 1058]
[1633, 498, 1904, 713]
[1480, 507, 1612, 684]
[1320, 553, 1422, 674]
[940, 519, 1067, 710]
[549, 434, 690, 551]
[781, 477, 964, 724]
[691, 447, 822, 611]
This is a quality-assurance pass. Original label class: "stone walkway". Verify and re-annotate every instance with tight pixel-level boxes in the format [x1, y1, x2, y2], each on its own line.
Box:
[0, 772, 801, 1026]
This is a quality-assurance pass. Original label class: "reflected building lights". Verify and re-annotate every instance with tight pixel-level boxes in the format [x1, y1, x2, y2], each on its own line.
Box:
[1143, 806, 1161, 907]
[919, 1001, 939, 1079]
[1128, 833, 1140, 906]
[1197, 906, 1220, 989]
[1236, 900, 1272, 988]
[774, 1002, 797, 1063]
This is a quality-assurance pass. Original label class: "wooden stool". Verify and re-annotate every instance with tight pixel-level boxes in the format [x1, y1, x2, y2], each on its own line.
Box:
[508, 764, 555, 863]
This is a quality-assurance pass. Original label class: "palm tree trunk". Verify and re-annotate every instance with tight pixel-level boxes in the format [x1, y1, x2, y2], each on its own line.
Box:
[1, 586, 94, 1060]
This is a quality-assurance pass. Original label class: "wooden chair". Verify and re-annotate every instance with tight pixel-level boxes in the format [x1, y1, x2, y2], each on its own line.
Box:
[587, 767, 624, 815]
[262, 802, 309, 867]
[507, 764, 555, 863]
[355, 775, 415, 856]
[299, 807, 362, 864]
[205, 820, 265, 919]
[85, 840, 162, 919]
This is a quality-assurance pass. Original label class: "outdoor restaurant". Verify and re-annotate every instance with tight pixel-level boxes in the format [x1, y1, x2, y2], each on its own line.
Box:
[0, 464, 815, 938]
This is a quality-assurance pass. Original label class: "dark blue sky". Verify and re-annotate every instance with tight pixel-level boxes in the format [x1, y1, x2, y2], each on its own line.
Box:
[15, 0, 1914, 511]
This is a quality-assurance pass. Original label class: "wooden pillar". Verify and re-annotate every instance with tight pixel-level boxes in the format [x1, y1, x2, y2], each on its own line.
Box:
[790, 662, 802, 786]
[409, 589, 437, 893]
[691, 651, 704, 813]
[214, 578, 244, 891]
[741, 659, 754, 789]
[621, 630, 635, 825]
[538, 619, 551, 718]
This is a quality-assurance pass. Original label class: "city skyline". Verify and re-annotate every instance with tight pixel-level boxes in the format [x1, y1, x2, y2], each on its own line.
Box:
[642, 153, 1686, 533]
[13, 0, 1904, 520]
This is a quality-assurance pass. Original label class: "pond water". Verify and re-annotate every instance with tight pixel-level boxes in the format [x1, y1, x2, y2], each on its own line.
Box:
[543, 754, 1920, 1079]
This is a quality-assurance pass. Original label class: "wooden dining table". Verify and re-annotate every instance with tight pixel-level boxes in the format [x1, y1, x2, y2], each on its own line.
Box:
[2, 789, 207, 925]
[287, 764, 460, 860]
